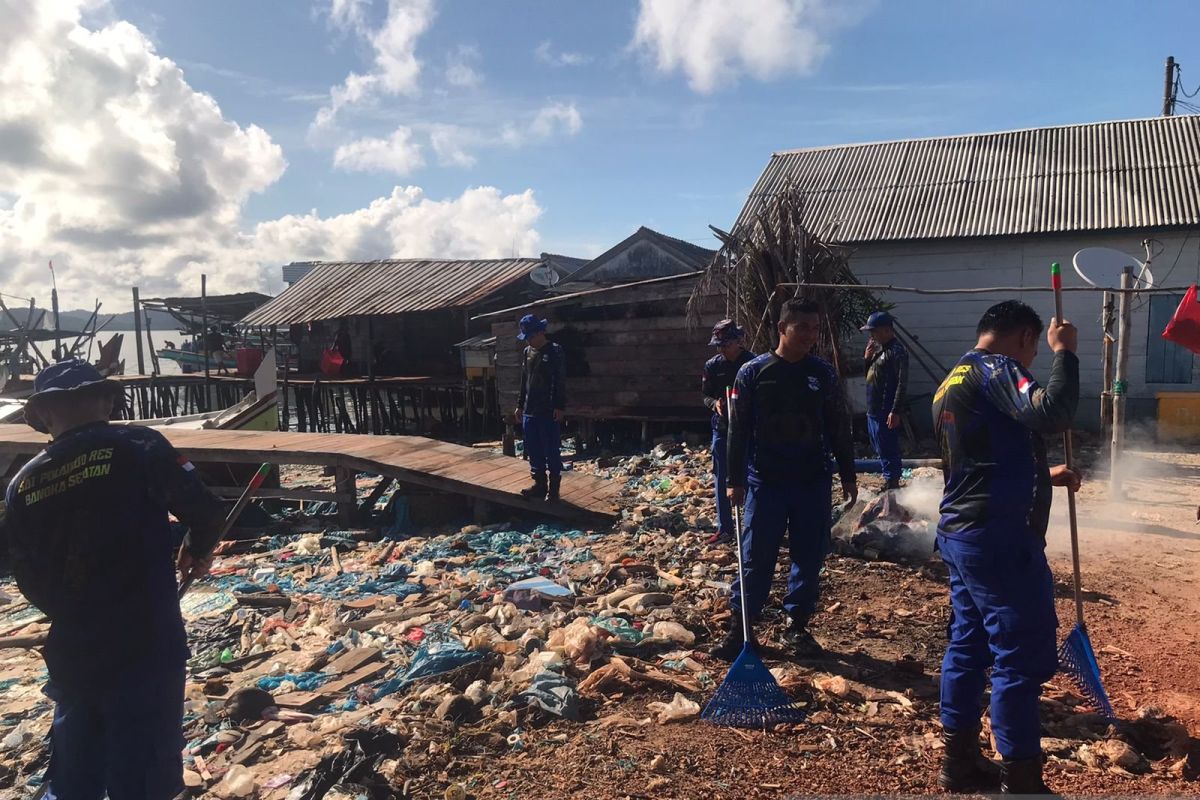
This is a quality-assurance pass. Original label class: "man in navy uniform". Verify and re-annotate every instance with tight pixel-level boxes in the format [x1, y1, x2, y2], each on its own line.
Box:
[712, 300, 857, 660]
[932, 301, 1080, 794]
[5, 360, 226, 799]
[701, 320, 753, 545]
[862, 311, 909, 490]
[515, 314, 567, 502]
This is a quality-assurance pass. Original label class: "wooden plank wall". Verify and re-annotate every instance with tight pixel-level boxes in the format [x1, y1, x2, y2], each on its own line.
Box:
[492, 280, 728, 421]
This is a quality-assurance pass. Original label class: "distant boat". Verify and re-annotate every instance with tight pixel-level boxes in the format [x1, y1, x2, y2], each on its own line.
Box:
[156, 347, 237, 372]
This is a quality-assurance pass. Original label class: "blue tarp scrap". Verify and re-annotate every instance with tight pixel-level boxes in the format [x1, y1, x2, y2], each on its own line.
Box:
[516, 671, 580, 721]
[256, 672, 331, 692]
[393, 639, 486, 689]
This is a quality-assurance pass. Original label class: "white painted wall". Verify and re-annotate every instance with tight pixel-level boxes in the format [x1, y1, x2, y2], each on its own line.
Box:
[847, 231, 1200, 427]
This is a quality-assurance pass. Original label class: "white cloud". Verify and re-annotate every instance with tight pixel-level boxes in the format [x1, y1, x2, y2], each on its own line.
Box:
[252, 186, 542, 263]
[445, 44, 482, 88]
[534, 40, 592, 67]
[502, 103, 582, 146]
[0, 1, 542, 306]
[313, 0, 435, 135]
[632, 0, 866, 93]
[333, 127, 425, 174]
[430, 124, 477, 168]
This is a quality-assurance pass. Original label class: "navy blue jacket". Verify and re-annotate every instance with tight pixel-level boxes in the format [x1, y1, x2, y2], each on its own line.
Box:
[865, 338, 909, 417]
[518, 341, 567, 417]
[702, 349, 754, 435]
[933, 349, 1079, 541]
[5, 423, 225, 688]
[727, 352, 856, 488]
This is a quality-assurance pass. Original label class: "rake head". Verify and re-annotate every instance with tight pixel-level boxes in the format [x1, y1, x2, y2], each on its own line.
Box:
[1058, 623, 1116, 721]
[701, 643, 806, 729]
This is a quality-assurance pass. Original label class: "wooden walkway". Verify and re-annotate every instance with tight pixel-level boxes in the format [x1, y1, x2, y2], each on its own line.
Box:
[0, 425, 622, 522]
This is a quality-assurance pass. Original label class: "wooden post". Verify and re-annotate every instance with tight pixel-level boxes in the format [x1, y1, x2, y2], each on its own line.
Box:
[201, 274, 210, 412]
[132, 287, 145, 375]
[336, 467, 356, 526]
[1110, 269, 1133, 497]
[1100, 290, 1116, 436]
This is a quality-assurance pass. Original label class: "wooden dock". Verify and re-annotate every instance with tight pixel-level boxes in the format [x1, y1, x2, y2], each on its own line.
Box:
[0, 425, 623, 523]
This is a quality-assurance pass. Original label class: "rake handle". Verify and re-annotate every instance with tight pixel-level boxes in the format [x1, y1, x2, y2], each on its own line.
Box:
[726, 386, 751, 645]
[178, 463, 273, 599]
[1052, 264, 1086, 628]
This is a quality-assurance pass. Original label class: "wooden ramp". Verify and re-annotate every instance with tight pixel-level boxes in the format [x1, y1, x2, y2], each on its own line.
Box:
[0, 425, 623, 523]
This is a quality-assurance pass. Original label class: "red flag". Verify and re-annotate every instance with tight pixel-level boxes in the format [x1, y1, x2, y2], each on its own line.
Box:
[48, 260, 53, 274]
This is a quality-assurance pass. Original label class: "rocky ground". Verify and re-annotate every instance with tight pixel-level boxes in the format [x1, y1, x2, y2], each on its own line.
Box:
[0, 440, 1197, 799]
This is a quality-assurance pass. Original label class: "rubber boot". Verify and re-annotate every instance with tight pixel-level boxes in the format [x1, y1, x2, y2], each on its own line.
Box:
[520, 472, 548, 500]
[1000, 756, 1054, 795]
[710, 617, 754, 662]
[546, 473, 561, 502]
[782, 618, 823, 657]
[938, 727, 1002, 793]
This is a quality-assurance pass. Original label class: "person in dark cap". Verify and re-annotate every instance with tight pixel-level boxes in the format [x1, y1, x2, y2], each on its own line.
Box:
[701, 319, 753, 544]
[515, 314, 566, 501]
[4, 360, 226, 798]
[862, 311, 909, 490]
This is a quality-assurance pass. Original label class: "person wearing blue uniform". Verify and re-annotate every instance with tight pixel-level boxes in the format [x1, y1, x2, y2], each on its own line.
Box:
[4, 360, 226, 800]
[711, 300, 857, 660]
[932, 301, 1080, 794]
[515, 314, 567, 502]
[861, 311, 909, 490]
[701, 320, 754, 545]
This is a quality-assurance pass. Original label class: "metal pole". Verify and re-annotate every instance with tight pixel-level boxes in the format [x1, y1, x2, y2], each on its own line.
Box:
[1100, 291, 1115, 437]
[51, 287, 61, 361]
[201, 274, 210, 412]
[132, 287, 145, 375]
[1164, 56, 1177, 117]
[1110, 268, 1133, 497]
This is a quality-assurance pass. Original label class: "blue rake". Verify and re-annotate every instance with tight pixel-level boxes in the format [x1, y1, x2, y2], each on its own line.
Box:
[701, 457, 806, 728]
[1051, 270, 1117, 722]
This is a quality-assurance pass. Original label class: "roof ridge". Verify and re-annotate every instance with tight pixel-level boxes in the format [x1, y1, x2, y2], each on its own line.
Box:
[770, 113, 1200, 157]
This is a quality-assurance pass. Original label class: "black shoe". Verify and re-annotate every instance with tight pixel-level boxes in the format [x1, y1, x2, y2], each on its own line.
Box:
[938, 727, 1002, 793]
[520, 474, 548, 500]
[885, 478, 902, 491]
[546, 474, 561, 502]
[783, 620, 823, 657]
[710, 622, 754, 662]
[1000, 756, 1055, 795]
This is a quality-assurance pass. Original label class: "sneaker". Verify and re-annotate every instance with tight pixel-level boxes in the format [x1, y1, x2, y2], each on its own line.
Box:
[782, 621, 823, 657]
[709, 623, 755, 662]
[705, 531, 733, 546]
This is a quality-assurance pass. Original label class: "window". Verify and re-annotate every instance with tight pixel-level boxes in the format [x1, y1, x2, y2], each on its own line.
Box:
[1146, 294, 1194, 384]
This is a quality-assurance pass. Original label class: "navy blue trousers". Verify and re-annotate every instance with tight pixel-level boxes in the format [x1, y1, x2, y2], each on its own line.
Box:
[522, 413, 562, 477]
[711, 431, 733, 537]
[867, 413, 903, 483]
[731, 478, 832, 623]
[44, 667, 185, 800]
[938, 533, 1058, 760]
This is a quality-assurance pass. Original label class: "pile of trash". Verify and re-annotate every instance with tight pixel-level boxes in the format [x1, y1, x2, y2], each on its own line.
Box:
[833, 469, 942, 564]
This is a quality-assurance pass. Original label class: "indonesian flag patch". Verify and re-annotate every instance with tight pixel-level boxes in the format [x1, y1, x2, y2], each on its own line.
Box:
[177, 455, 196, 472]
[1017, 376, 1032, 394]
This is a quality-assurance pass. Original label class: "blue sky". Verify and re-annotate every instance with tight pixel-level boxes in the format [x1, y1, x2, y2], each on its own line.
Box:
[4, 0, 1200, 307]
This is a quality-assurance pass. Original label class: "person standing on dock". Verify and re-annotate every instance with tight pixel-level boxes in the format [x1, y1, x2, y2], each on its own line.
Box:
[4, 359, 227, 799]
[932, 301, 1079, 794]
[701, 319, 753, 545]
[516, 314, 566, 502]
[713, 299, 857, 660]
[862, 311, 909, 490]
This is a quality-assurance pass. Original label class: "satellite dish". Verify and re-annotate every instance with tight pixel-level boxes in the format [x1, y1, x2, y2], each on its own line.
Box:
[529, 265, 560, 287]
[1073, 247, 1154, 290]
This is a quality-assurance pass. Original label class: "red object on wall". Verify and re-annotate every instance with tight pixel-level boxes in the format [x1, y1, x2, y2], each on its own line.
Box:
[320, 348, 345, 377]
[236, 348, 264, 377]
[1161, 285, 1200, 355]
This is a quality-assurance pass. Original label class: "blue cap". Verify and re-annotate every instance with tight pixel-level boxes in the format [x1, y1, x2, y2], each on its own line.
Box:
[860, 311, 896, 331]
[29, 359, 115, 401]
[708, 319, 744, 345]
[517, 314, 548, 341]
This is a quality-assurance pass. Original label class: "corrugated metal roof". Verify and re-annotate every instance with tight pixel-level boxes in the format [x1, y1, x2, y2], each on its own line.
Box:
[243, 259, 540, 326]
[282, 262, 318, 285]
[733, 115, 1200, 243]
